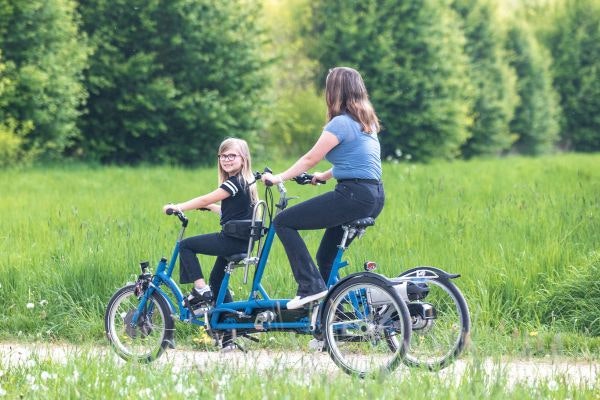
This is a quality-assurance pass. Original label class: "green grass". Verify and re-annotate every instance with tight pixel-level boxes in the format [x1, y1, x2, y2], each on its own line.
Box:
[0, 349, 598, 399]
[0, 154, 599, 355]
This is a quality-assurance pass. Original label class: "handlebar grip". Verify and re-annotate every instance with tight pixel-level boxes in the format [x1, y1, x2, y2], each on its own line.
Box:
[264, 179, 273, 187]
[166, 208, 174, 215]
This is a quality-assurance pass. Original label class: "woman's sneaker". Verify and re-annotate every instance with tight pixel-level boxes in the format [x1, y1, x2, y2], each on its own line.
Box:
[286, 290, 327, 310]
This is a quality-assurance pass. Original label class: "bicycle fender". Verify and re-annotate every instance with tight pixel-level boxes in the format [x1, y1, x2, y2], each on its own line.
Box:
[397, 266, 461, 281]
[151, 286, 178, 315]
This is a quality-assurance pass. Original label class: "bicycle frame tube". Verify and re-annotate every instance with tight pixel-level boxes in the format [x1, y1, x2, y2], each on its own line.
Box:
[326, 247, 349, 287]
[133, 243, 191, 325]
[249, 224, 277, 299]
[210, 219, 354, 330]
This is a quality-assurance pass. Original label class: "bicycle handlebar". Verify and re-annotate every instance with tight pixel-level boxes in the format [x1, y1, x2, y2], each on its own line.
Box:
[293, 172, 326, 185]
[255, 168, 326, 187]
[165, 207, 189, 226]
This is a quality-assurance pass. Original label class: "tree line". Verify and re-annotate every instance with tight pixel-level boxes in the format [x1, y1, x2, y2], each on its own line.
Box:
[0, 0, 599, 167]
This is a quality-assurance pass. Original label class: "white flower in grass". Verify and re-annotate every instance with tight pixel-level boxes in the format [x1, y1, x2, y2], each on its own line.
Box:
[125, 375, 136, 385]
[174, 382, 185, 394]
[25, 374, 35, 385]
[0, 370, 3, 377]
[0, 385, 5, 396]
[26, 303, 35, 310]
[24, 359, 36, 368]
[40, 371, 56, 381]
[547, 380, 559, 391]
[39, 300, 48, 307]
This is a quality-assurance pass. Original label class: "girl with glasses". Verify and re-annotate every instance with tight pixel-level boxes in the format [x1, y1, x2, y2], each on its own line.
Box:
[163, 138, 258, 320]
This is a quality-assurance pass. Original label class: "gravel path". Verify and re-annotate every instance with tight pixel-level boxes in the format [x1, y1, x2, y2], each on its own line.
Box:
[1, 342, 598, 387]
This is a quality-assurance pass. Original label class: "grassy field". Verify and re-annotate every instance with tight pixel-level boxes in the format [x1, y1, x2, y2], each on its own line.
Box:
[0, 154, 599, 356]
[0, 349, 597, 399]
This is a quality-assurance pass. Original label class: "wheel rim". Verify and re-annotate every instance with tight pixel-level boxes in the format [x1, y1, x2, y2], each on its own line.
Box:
[107, 289, 168, 360]
[394, 279, 467, 369]
[325, 283, 407, 377]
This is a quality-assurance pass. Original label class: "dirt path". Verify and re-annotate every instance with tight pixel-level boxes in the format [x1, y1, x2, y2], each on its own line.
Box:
[1, 342, 598, 387]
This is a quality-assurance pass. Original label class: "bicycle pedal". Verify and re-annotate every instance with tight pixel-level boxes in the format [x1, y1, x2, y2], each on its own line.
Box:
[241, 333, 260, 343]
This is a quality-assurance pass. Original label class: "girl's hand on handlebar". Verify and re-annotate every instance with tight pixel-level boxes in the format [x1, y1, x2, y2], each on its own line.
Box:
[163, 203, 181, 215]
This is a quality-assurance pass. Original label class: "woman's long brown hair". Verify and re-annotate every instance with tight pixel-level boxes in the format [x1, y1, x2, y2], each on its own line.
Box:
[325, 67, 380, 134]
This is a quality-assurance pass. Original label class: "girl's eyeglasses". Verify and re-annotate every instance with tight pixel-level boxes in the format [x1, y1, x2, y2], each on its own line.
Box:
[217, 153, 240, 161]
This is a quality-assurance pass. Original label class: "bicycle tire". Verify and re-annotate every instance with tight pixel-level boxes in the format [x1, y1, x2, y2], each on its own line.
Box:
[322, 274, 411, 378]
[390, 267, 470, 370]
[105, 284, 174, 362]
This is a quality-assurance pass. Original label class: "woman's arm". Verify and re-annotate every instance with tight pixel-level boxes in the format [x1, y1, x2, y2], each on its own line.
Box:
[262, 131, 339, 184]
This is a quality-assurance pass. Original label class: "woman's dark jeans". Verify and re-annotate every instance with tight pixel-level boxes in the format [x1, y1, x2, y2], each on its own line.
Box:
[179, 232, 248, 303]
[273, 181, 384, 297]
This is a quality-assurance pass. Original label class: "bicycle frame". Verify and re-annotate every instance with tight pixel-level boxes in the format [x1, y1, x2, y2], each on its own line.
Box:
[208, 182, 357, 333]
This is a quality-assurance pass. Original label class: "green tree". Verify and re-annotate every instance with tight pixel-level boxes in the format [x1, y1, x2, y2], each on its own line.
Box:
[308, 0, 472, 162]
[77, 0, 269, 165]
[505, 16, 560, 155]
[260, 0, 325, 159]
[0, 0, 87, 161]
[540, 0, 600, 151]
[0, 50, 32, 167]
[454, 0, 520, 157]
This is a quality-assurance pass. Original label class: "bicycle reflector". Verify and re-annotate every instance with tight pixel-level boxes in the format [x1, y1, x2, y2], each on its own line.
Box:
[363, 261, 377, 271]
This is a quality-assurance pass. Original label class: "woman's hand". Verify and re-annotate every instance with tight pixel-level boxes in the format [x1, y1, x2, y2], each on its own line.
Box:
[311, 171, 328, 185]
[311, 170, 332, 184]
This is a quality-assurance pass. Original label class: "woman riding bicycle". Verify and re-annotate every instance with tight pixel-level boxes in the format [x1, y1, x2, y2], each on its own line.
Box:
[262, 66, 384, 309]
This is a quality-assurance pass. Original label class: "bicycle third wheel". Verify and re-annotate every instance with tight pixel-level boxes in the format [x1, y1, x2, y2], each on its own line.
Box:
[322, 274, 411, 378]
[105, 284, 174, 362]
[391, 267, 471, 370]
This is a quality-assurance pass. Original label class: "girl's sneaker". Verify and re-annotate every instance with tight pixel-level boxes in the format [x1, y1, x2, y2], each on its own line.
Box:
[185, 286, 213, 309]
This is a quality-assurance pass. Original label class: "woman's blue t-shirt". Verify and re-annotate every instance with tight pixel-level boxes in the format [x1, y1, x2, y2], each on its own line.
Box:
[323, 114, 382, 180]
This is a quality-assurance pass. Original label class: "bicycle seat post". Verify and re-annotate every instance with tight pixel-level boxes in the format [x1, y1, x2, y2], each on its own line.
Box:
[338, 226, 352, 249]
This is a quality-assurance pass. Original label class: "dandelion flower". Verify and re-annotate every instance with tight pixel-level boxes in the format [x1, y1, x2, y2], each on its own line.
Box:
[26, 303, 35, 310]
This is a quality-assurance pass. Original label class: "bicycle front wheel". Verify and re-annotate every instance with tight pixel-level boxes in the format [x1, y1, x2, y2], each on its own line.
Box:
[105, 284, 174, 362]
[390, 269, 470, 370]
[322, 275, 411, 378]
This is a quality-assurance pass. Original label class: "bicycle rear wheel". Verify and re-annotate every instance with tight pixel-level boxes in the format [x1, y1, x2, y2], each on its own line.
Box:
[105, 284, 174, 362]
[322, 275, 411, 378]
[390, 268, 470, 370]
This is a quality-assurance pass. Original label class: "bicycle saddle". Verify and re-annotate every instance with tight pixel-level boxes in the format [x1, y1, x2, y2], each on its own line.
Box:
[225, 253, 247, 263]
[343, 217, 375, 229]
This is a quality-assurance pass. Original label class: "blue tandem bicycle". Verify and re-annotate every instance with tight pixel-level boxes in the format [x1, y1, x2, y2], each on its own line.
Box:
[105, 170, 470, 377]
